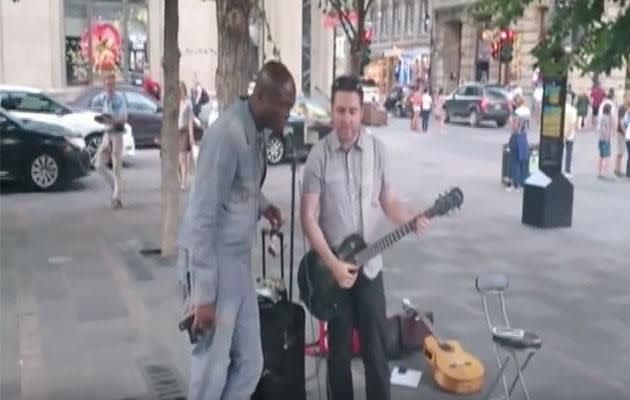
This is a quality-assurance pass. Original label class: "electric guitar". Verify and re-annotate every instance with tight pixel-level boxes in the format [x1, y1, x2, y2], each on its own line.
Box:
[297, 187, 464, 322]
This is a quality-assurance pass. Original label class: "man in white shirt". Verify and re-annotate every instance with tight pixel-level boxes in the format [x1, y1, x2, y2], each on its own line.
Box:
[564, 97, 578, 177]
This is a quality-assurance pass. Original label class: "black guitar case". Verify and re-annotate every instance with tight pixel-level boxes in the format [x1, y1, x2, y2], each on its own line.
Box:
[252, 229, 306, 400]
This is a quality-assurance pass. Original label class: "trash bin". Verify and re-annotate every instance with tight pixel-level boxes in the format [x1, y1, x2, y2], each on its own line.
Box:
[501, 143, 540, 186]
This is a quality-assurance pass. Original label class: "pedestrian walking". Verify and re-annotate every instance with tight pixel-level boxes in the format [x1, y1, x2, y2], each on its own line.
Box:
[420, 88, 432, 133]
[597, 103, 614, 180]
[434, 88, 446, 132]
[613, 93, 629, 177]
[178, 81, 195, 190]
[94, 72, 127, 209]
[507, 95, 531, 192]
[410, 85, 422, 131]
[576, 92, 589, 130]
[564, 95, 578, 178]
[177, 60, 294, 400]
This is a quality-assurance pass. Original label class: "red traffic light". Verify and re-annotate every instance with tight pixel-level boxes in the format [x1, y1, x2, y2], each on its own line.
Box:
[363, 28, 373, 43]
[500, 29, 515, 42]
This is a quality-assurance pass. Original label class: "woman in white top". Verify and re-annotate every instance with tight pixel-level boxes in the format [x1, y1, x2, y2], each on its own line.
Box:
[178, 81, 195, 190]
[420, 88, 433, 132]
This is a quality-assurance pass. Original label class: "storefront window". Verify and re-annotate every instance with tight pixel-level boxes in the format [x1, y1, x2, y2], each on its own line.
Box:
[63, 0, 148, 86]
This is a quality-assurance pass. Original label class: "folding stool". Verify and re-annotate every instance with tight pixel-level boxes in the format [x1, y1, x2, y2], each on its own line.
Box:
[475, 273, 542, 400]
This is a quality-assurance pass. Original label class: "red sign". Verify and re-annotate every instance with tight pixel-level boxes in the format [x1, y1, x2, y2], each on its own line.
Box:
[323, 9, 358, 30]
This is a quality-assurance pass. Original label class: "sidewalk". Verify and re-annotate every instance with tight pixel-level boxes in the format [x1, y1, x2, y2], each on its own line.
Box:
[2, 119, 630, 400]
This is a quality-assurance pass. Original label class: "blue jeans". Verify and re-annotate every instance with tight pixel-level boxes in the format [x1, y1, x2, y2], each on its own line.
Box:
[511, 152, 529, 188]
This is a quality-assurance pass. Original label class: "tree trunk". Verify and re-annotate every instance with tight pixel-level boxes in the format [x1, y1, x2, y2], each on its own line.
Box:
[350, 42, 362, 76]
[160, 0, 181, 257]
[215, 0, 255, 110]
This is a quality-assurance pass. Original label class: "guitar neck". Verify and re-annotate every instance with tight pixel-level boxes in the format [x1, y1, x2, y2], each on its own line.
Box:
[354, 212, 423, 266]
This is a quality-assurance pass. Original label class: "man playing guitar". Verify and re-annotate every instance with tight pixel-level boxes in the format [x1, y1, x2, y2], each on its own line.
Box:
[300, 76, 430, 400]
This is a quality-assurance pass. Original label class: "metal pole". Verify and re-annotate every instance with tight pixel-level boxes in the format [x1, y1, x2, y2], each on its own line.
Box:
[121, 0, 129, 82]
[332, 25, 337, 81]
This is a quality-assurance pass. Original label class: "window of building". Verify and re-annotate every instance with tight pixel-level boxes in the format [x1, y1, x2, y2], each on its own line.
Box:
[421, 0, 430, 34]
[392, 1, 403, 37]
[405, 0, 414, 36]
[63, 0, 149, 86]
[380, 4, 389, 39]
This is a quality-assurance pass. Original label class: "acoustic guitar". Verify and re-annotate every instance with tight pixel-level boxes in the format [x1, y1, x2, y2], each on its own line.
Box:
[297, 187, 463, 322]
[409, 298, 485, 394]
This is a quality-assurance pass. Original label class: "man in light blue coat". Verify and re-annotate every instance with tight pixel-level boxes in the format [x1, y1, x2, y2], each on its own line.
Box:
[177, 61, 296, 400]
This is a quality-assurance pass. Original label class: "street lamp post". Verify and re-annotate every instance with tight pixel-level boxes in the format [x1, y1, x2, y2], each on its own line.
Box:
[521, 0, 574, 229]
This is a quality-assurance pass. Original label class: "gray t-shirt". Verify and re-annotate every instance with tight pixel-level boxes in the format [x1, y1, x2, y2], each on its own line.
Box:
[301, 131, 391, 279]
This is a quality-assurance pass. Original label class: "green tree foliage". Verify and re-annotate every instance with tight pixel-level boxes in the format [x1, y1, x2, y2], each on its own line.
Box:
[473, 0, 629, 77]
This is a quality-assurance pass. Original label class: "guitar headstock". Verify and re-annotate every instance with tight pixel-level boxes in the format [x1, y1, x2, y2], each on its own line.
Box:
[425, 187, 463, 218]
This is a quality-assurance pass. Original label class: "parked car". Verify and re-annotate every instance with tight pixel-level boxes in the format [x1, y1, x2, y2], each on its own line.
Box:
[384, 85, 413, 117]
[443, 82, 511, 127]
[70, 84, 162, 148]
[0, 109, 90, 190]
[0, 85, 135, 167]
[266, 96, 333, 165]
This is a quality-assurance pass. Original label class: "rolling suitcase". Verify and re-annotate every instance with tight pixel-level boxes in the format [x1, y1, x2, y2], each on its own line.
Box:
[252, 229, 306, 400]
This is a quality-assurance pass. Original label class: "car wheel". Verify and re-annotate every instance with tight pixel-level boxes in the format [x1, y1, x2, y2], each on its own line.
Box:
[469, 109, 480, 127]
[85, 133, 102, 168]
[266, 135, 285, 165]
[496, 118, 508, 128]
[28, 152, 61, 191]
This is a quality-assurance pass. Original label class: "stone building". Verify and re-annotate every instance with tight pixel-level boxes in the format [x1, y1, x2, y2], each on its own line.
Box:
[430, 0, 628, 100]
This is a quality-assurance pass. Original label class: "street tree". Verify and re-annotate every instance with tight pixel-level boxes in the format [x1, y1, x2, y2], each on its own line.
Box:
[473, 0, 630, 80]
[205, 0, 279, 109]
[160, 0, 181, 257]
[320, 0, 376, 76]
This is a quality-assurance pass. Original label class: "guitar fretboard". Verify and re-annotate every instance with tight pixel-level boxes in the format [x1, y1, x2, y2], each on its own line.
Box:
[354, 219, 417, 266]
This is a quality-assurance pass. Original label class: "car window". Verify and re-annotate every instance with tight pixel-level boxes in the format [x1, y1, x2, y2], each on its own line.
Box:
[124, 91, 157, 113]
[464, 86, 481, 96]
[455, 86, 467, 96]
[486, 89, 508, 101]
[89, 93, 105, 110]
[0, 114, 19, 134]
[293, 100, 329, 120]
[6, 92, 67, 114]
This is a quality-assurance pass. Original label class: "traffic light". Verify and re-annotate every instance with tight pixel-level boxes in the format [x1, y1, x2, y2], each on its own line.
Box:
[499, 28, 515, 63]
[359, 28, 372, 74]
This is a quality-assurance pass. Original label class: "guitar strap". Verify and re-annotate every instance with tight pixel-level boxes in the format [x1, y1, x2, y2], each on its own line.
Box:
[360, 129, 375, 248]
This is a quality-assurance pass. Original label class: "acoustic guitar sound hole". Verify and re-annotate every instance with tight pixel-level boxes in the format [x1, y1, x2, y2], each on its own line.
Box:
[439, 343, 453, 352]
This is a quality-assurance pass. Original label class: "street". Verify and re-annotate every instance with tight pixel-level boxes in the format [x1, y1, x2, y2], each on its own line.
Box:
[2, 117, 630, 400]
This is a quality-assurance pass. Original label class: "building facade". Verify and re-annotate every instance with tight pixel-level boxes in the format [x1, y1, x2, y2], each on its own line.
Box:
[431, 0, 628, 99]
[0, 0, 303, 98]
[365, 0, 433, 95]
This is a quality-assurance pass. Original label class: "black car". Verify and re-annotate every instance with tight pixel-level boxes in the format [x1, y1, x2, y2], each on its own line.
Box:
[384, 85, 413, 117]
[0, 109, 90, 190]
[266, 96, 333, 165]
[443, 83, 511, 127]
[70, 85, 163, 147]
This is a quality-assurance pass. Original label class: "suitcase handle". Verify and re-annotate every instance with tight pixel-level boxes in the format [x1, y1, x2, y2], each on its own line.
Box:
[261, 228, 290, 299]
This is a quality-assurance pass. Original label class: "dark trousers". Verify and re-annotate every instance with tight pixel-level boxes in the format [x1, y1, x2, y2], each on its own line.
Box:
[327, 271, 390, 400]
[626, 141, 630, 177]
[421, 110, 431, 132]
[565, 140, 574, 173]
